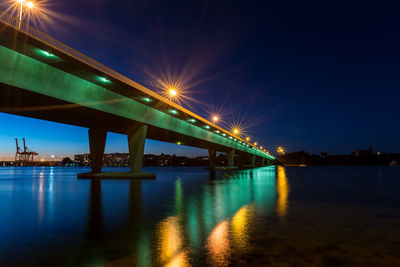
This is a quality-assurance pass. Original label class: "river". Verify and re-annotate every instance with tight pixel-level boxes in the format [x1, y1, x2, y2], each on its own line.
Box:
[0, 166, 399, 266]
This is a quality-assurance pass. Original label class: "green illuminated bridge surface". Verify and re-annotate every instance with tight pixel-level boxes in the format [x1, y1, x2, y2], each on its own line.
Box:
[0, 11, 274, 175]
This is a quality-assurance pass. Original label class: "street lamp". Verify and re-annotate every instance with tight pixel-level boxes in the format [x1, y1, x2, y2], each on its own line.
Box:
[169, 88, 177, 97]
[17, 0, 35, 29]
[212, 115, 219, 123]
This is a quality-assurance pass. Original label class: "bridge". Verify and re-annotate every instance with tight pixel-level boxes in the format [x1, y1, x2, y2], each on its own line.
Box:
[0, 10, 275, 178]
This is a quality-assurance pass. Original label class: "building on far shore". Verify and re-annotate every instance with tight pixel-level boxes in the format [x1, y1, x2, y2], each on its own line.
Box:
[73, 153, 225, 167]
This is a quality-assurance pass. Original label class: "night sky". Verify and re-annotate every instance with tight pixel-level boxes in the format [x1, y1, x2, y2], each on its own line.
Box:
[1, 0, 399, 160]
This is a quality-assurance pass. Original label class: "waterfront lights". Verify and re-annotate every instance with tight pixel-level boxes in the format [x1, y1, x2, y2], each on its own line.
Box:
[277, 146, 285, 155]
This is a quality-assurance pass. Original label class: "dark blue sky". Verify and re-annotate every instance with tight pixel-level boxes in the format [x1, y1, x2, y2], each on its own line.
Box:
[1, 0, 399, 159]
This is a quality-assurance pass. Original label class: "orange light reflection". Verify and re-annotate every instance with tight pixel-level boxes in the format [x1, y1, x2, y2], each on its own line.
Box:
[157, 216, 190, 266]
[206, 220, 231, 266]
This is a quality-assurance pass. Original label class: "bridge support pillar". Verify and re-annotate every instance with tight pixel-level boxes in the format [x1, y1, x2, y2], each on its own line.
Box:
[88, 128, 107, 173]
[128, 124, 147, 173]
[208, 148, 216, 170]
[251, 155, 256, 168]
[78, 124, 155, 179]
[227, 149, 235, 168]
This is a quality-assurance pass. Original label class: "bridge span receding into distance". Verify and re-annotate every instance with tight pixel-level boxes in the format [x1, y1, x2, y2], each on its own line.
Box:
[0, 10, 275, 178]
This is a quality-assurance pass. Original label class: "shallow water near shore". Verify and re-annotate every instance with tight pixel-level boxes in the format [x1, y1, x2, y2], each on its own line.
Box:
[0, 166, 399, 266]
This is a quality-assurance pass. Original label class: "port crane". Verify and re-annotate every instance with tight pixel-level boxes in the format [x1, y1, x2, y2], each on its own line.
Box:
[15, 138, 38, 163]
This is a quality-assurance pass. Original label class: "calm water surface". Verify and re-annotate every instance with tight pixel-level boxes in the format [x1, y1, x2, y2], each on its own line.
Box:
[0, 166, 400, 266]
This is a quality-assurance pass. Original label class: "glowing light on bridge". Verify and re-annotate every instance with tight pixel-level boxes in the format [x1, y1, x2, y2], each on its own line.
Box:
[212, 115, 219, 123]
[43, 51, 54, 57]
[168, 88, 177, 97]
[12, 0, 35, 28]
[5, 0, 52, 30]
[254, 142, 258, 146]
[26, 1, 34, 8]
[145, 68, 199, 109]
[233, 128, 240, 135]
[246, 137, 250, 141]
[203, 101, 227, 127]
[99, 77, 111, 84]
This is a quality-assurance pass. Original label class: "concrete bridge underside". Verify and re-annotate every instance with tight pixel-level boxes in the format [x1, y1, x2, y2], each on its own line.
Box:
[0, 21, 274, 178]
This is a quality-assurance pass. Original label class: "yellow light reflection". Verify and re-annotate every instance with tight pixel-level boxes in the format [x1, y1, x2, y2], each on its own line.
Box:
[157, 216, 190, 266]
[165, 251, 189, 267]
[206, 220, 230, 266]
[231, 205, 252, 252]
[277, 166, 289, 217]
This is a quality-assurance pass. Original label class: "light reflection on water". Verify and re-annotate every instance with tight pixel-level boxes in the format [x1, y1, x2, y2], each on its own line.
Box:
[1, 166, 400, 266]
[277, 165, 289, 217]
